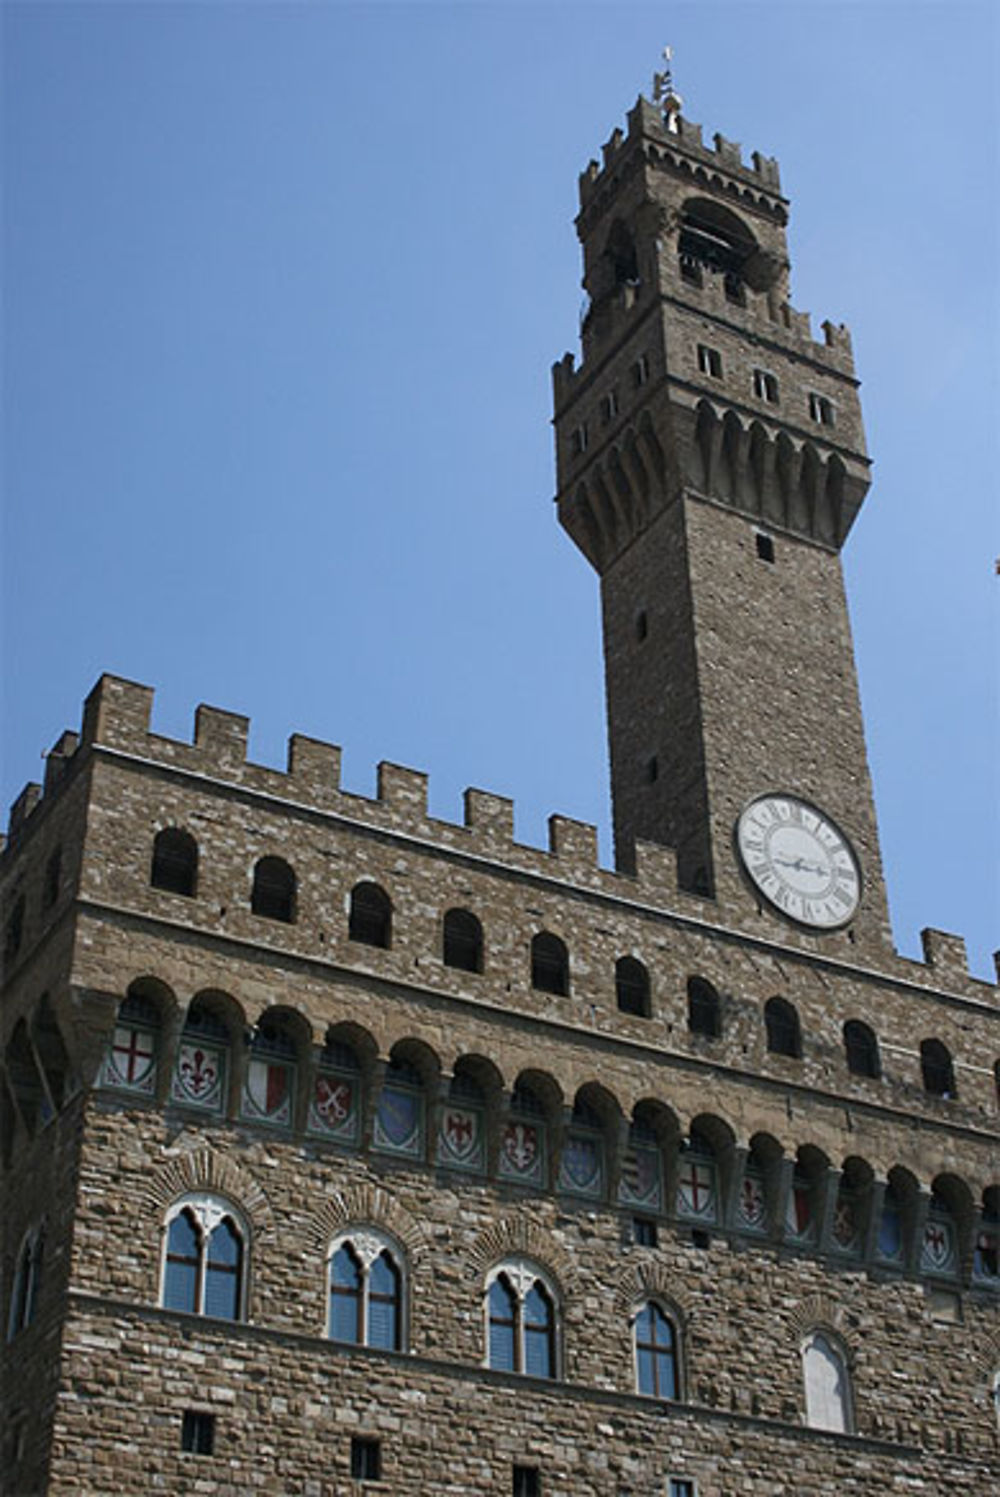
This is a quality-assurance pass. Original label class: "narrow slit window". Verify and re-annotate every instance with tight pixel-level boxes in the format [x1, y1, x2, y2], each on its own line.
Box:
[753, 368, 779, 404]
[809, 392, 836, 426]
[697, 344, 722, 378]
[755, 531, 775, 563]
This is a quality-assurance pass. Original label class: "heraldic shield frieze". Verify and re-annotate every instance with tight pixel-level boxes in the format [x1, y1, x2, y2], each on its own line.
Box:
[737, 1169, 767, 1231]
[438, 1105, 484, 1172]
[832, 1192, 862, 1254]
[618, 1144, 662, 1210]
[498, 1119, 544, 1186]
[785, 1177, 815, 1241]
[558, 1133, 603, 1198]
[171, 1041, 225, 1112]
[373, 1084, 423, 1157]
[241, 1057, 293, 1126]
[308, 1070, 359, 1140]
[921, 1216, 957, 1275]
[677, 1155, 718, 1222]
[101, 1022, 157, 1094]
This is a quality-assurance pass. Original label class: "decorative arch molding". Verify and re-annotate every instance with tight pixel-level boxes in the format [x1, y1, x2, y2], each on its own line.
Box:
[469, 1217, 577, 1298]
[308, 1184, 425, 1265]
[788, 1293, 850, 1350]
[613, 1262, 693, 1325]
[142, 1141, 274, 1245]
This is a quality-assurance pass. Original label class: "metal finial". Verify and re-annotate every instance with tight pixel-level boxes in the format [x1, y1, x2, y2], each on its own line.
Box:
[652, 44, 683, 133]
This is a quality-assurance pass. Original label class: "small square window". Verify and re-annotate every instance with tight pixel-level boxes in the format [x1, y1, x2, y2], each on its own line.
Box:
[513, 1466, 541, 1497]
[755, 531, 775, 563]
[723, 273, 745, 305]
[697, 344, 722, 379]
[181, 1411, 215, 1456]
[753, 369, 779, 404]
[351, 1436, 382, 1481]
[669, 1481, 697, 1497]
[633, 1216, 658, 1247]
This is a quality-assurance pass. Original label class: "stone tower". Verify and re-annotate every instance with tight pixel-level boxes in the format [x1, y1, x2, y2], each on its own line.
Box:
[1, 72, 998, 1497]
[552, 95, 889, 957]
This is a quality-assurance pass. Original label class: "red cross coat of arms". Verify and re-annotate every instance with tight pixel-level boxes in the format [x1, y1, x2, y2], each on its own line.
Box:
[678, 1159, 717, 1220]
[107, 1024, 156, 1092]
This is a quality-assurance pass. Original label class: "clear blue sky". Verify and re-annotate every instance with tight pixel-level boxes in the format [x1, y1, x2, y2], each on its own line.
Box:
[3, 2, 997, 977]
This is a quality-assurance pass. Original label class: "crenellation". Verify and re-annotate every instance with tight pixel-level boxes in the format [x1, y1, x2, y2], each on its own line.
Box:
[7, 781, 42, 839]
[81, 672, 154, 750]
[194, 702, 250, 766]
[377, 762, 430, 821]
[287, 733, 343, 796]
[546, 814, 600, 876]
[921, 928, 972, 981]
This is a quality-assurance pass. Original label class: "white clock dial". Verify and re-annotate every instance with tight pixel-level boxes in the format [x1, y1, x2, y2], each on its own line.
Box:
[736, 793, 861, 930]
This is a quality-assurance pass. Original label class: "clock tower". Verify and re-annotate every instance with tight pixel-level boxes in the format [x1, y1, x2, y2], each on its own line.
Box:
[552, 85, 892, 953]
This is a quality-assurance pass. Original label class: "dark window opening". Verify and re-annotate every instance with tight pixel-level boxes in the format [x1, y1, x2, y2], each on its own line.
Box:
[606, 220, 639, 288]
[697, 344, 723, 379]
[921, 1039, 956, 1099]
[181, 1411, 215, 1456]
[43, 848, 62, 911]
[600, 390, 619, 424]
[351, 1437, 382, 1481]
[151, 828, 198, 897]
[513, 1465, 541, 1497]
[844, 1020, 881, 1079]
[531, 932, 569, 996]
[635, 610, 648, 642]
[765, 997, 802, 1059]
[753, 368, 779, 404]
[251, 856, 296, 923]
[755, 532, 775, 563]
[616, 956, 650, 1017]
[646, 756, 659, 784]
[633, 1216, 658, 1247]
[631, 354, 651, 387]
[677, 199, 755, 296]
[809, 392, 836, 427]
[443, 908, 483, 973]
[724, 273, 746, 305]
[687, 976, 721, 1038]
[5, 895, 25, 964]
[349, 881, 392, 948]
[571, 423, 589, 457]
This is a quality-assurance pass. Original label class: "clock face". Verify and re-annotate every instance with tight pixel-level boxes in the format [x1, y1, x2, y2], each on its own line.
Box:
[736, 793, 861, 930]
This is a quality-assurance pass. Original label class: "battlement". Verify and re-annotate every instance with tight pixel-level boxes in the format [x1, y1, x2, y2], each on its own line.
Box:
[578, 97, 782, 211]
[3, 675, 994, 994]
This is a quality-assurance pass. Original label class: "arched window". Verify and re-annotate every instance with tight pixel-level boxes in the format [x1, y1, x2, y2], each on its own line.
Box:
[348, 881, 391, 949]
[443, 908, 483, 973]
[101, 982, 166, 1095]
[634, 1301, 680, 1399]
[499, 1079, 547, 1188]
[373, 1056, 424, 1158]
[801, 1331, 853, 1433]
[486, 1261, 557, 1379]
[5, 1019, 51, 1133]
[251, 856, 296, 923]
[43, 847, 62, 910]
[974, 1189, 999, 1282]
[309, 1034, 362, 1142]
[6, 1227, 43, 1340]
[844, 1020, 881, 1079]
[920, 1038, 956, 1098]
[687, 976, 721, 1037]
[162, 1197, 245, 1320]
[328, 1231, 403, 1351]
[171, 997, 231, 1113]
[765, 997, 802, 1059]
[150, 828, 198, 897]
[616, 957, 650, 1017]
[242, 1018, 296, 1127]
[531, 932, 569, 996]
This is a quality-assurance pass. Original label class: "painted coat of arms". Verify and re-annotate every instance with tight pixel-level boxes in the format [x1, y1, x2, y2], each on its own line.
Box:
[618, 1145, 662, 1209]
[738, 1170, 767, 1230]
[498, 1121, 543, 1184]
[559, 1134, 602, 1197]
[171, 1042, 224, 1110]
[242, 1057, 292, 1125]
[677, 1158, 717, 1221]
[374, 1085, 422, 1155]
[438, 1106, 483, 1170]
[309, 1073, 357, 1138]
[102, 1023, 156, 1093]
